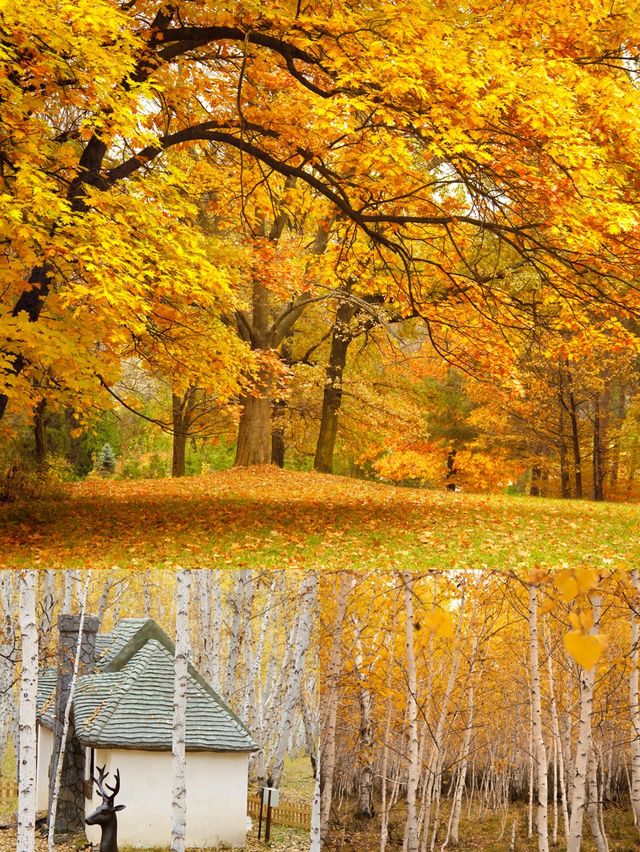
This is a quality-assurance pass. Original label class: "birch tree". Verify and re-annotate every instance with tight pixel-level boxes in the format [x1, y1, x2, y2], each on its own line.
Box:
[17, 571, 38, 852]
[47, 571, 91, 849]
[171, 569, 191, 852]
[403, 572, 419, 852]
[630, 569, 640, 830]
[567, 595, 602, 852]
[528, 583, 549, 852]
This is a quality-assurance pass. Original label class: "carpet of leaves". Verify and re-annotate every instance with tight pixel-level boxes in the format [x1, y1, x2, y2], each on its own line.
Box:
[0, 826, 309, 851]
[1, 467, 638, 569]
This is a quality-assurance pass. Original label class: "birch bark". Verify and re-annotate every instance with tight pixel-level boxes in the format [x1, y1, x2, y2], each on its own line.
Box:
[567, 595, 601, 852]
[171, 569, 191, 852]
[528, 584, 549, 852]
[320, 572, 350, 839]
[17, 571, 38, 852]
[630, 569, 640, 830]
[403, 572, 420, 852]
[47, 572, 91, 851]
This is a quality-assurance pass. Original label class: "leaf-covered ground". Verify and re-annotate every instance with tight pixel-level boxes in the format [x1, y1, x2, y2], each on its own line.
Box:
[0, 825, 310, 852]
[0, 467, 638, 569]
[325, 801, 638, 851]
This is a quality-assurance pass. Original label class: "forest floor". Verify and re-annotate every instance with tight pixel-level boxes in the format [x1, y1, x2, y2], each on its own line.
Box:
[1, 466, 638, 569]
[325, 800, 639, 851]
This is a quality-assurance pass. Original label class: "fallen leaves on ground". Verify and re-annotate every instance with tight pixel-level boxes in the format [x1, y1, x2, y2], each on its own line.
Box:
[0, 826, 309, 852]
[0, 467, 638, 569]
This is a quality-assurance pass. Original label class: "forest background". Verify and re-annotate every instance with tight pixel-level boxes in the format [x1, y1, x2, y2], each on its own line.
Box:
[4, 0, 640, 518]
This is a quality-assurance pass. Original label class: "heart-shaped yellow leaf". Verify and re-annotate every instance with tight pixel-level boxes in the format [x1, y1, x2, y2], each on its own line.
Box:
[564, 630, 607, 669]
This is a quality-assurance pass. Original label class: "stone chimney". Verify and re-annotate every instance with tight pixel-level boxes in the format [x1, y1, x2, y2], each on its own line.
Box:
[48, 613, 99, 837]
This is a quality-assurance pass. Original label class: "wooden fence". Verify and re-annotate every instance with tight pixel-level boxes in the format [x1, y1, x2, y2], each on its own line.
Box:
[247, 793, 311, 830]
[0, 781, 16, 802]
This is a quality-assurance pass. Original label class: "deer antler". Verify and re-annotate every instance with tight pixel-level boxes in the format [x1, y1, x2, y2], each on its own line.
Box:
[105, 768, 120, 799]
[92, 765, 120, 806]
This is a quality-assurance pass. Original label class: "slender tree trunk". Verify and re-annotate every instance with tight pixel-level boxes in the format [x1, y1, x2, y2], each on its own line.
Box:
[171, 569, 191, 852]
[271, 398, 286, 467]
[630, 569, 640, 830]
[545, 625, 569, 842]
[17, 571, 38, 852]
[320, 573, 350, 839]
[403, 572, 420, 852]
[592, 394, 606, 501]
[224, 571, 246, 700]
[587, 748, 608, 852]
[449, 637, 478, 845]
[271, 573, 316, 786]
[48, 573, 91, 851]
[311, 743, 321, 852]
[567, 371, 583, 498]
[172, 400, 188, 478]
[354, 622, 375, 818]
[38, 570, 56, 659]
[528, 584, 549, 852]
[34, 399, 47, 470]
[567, 596, 601, 852]
[314, 298, 356, 473]
[558, 372, 571, 498]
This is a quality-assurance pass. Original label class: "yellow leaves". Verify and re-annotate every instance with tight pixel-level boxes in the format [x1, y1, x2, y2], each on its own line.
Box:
[423, 609, 455, 639]
[563, 630, 607, 670]
[554, 568, 599, 602]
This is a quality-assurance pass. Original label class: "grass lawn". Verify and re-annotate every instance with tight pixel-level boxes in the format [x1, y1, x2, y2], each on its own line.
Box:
[0, 467, 638, 569]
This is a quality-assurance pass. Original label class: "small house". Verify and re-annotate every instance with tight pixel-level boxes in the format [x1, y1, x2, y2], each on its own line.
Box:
[36, 617, 258, 849]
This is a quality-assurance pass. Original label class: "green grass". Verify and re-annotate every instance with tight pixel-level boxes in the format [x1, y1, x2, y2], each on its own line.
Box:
[0, 468, 638, 569]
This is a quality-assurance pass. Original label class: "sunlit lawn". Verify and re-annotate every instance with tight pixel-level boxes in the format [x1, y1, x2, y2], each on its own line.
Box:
[0, 467, 638, 569]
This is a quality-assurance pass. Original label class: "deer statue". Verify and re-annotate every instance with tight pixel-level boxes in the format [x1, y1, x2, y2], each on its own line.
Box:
[85, 765, 125, 852]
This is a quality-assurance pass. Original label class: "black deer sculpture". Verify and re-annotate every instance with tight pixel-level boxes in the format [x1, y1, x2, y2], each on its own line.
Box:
[85, 765, 125, 852]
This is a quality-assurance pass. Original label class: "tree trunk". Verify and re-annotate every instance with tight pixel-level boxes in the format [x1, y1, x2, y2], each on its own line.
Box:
[528, 585, 549, 852]
[271, 572, 316, 786]
[320, 573, 350, 839]
[354, 621, 375, 818]
[630, 570, 640, 831]
[403, 572, 420, 852]
[171, 569, 191, 852]
[567, 371, 583, 498]
[271, 398, 286, 467]
[311, 743, 321, 852]
[587, 749, 608, 852]
[314, 299, 356, 474]
[558, 371, 571, 498]
[48, 574, 91, 850]
[34, 399, 47, 470]
[172, 388, 197, 477]
[235, 386, 273, 466]
[592, 393, 607, 501]
[17, 571, 38, 852]
[567, 596, 601, 852]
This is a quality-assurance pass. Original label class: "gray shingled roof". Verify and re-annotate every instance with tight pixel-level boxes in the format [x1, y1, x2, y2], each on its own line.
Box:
[37, 619, 257, 754]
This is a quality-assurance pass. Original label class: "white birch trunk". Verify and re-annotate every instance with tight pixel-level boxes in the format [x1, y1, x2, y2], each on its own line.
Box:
[17, 571, 38, 852]
[224, 571, 246, 700]
[567, 595, 601, 852]
[38, 569, 56, 656]
[544, 624, 569, 842]
[197, 570, 214, 686]
[630, 569, 640, 830]
[528, 584, 549, 852]
[403, 572, 419, 852]
[320, 572, 350, 839]
[271, 572, 316, 786]
[310, 744, 321, 852]
[449, 635, 479, 846]
[171, 569, 191, 852]
[48, 572, 91, 851]
[587, 748, 608, 852]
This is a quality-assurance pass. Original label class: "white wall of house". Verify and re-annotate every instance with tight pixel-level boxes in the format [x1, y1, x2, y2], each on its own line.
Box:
[36, 725, 53, 812]
[84, 748, 250, 849]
